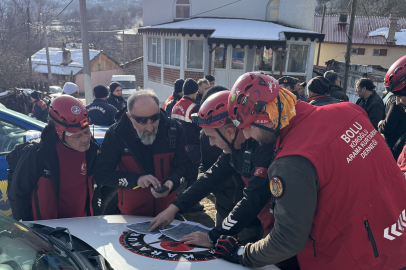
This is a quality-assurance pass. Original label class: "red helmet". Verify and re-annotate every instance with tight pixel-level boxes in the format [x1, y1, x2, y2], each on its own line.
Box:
[227, 72, 279, 129]
[48, 95, 90, 138]
[385, 55, 406, 95]
[198, 91, 230, 128]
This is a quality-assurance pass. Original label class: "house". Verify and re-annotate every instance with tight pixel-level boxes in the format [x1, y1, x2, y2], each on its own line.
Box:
[138, 0, 324, 101]
[314, 13, 406, 69]
[31, 45, 123, 92]
[122, 57, 144, 89]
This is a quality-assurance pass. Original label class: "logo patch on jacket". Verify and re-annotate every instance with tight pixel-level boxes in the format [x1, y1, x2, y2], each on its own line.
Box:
[81, 162, 87, 175]
[270, 176, 284, 198]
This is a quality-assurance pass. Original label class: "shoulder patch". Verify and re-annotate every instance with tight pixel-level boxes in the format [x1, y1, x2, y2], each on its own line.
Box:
[254, 167, 267, 178]
[270, 176, 284, 198]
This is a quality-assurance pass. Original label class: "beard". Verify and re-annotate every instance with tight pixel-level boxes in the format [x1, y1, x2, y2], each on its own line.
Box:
[256, 128, 277, 146]
[133, 123, 159, 145]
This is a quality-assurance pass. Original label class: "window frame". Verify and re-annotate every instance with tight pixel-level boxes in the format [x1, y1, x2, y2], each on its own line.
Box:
[174, 0, 191, 20]
[185, 38, 205, 71]
[266, 0, 280, 21]
[164, 38, 181, 68]
[0, 118, 29, 155]
[147, 36, 162, 66]
[271, 42, 310, 75]
[373, 49, 387, 56]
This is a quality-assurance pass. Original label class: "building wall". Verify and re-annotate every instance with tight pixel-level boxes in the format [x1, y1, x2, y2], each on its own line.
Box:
[75, 69, 123, 93]
[90, 54, 121, 72]
[164, 67, 181, 86]
[279, 0, 316, 31]
[314, 43, 406, 69]
[123, 57, 144, 89]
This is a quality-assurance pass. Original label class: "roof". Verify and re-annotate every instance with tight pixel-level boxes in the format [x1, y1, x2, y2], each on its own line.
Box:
[31, 48, 101, 76]
[314, 15, 406, 46]
[139, 18, 324, 48]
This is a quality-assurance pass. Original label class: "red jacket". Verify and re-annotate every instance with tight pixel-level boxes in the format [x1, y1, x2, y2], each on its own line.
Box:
[275, 101, 406, 270]
[171, 97, 201, 145]
[396, 146, 406, 173]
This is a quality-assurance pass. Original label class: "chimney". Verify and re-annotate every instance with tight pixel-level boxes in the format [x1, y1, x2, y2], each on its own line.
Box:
[338, 11, 348, 24]
[387, 11, 399, 43]
[62, 41, 72, 66]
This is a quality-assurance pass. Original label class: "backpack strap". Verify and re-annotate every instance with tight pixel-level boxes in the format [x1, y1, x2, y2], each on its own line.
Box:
[168, 120, 177, 149]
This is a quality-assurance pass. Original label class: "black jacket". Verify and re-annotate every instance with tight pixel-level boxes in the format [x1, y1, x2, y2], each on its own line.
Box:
[95, 108, 191, 192]
[356, 91, 385, 129]
[32, 99, 48, 122]
[330, 85, 349, 101]
[107, 94, 127, 112]
[378, 93, 406, 149]
[86, 99, 117, 126]
[8, 125, 100, 221]
[171, 96, 201, 145]
[173, 138, 273, 243]
[292, 91, 309, 103]
[309, 95, 340, 106]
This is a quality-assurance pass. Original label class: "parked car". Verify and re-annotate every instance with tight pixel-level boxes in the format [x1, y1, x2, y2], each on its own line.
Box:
[0, 106, 108, 217]
[111, 75, 137, 99]
[49, 86, 63, 97]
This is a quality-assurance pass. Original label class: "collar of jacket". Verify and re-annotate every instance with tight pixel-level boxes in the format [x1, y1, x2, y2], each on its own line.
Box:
[308, 94, 331, 101]
[92, 98, 109, 104]
[109, 93, 124, 101]
[35, 124, 99, 200]
[362, 90, 377, 105]
[172, 92, 182, 100]
[330, 85, 344, 92]
[113, 108, 169, 143]
[182, 96, 196, 103]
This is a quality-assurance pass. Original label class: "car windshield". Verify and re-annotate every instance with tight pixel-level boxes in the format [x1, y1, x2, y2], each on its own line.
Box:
[0, 214, 81, 270]
[49, 86, 63, 94]
[116, 81, 136, 89]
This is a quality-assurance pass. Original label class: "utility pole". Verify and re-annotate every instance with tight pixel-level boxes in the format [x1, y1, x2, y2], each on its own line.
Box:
[27, 6, 32, 87]
[122, 17, 126, 74]
[41, 12, 53, 91]
[316, 4, 326, 66]
[343, 0, 357, 94]
[79, 0, 93, 105]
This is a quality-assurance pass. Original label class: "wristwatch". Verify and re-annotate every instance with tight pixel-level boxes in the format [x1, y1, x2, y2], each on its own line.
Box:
[237, 246, 244, 264]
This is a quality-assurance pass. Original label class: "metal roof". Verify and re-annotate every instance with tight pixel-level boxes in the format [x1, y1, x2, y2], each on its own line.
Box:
[313, 15, 406, 46]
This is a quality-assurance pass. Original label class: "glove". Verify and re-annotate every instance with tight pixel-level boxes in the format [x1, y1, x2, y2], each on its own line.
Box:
[215, 235, 241, 264]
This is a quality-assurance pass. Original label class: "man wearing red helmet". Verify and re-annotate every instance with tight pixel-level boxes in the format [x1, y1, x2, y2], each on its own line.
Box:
[9, 95, 100, 221]
[150, 89, 276, 250]
[214, 72, 406, 270]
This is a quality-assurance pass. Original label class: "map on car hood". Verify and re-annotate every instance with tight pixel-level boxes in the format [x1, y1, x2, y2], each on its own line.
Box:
[160, 221, 212, 241]
[126, 221, 174, 235]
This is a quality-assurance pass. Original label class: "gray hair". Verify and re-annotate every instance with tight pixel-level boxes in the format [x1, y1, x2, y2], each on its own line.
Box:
[127, 89, 160, 113]
[197, 78, 209, 89]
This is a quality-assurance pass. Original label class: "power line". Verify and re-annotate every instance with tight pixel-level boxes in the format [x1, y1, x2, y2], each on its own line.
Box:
[45, 0, 75, 25]
[190, 0, 243, 18]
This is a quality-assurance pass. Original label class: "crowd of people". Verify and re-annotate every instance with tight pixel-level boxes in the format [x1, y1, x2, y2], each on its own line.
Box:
[7, 55, 406, 270]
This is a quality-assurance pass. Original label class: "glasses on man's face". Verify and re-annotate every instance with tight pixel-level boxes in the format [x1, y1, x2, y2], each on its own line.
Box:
[131, 112, 160, 124]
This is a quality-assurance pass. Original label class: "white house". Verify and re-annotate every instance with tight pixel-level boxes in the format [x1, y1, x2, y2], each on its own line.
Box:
[139, 0, 324, 101]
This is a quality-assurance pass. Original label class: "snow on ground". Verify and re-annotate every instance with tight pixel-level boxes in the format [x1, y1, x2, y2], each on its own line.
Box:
[368, 27, 406, 46]
[0, 91, 9, 97]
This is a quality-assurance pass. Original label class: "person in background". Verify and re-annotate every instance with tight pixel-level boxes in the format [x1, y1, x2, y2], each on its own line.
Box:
[355, 78, 384, 129]
[324, 70, 349, 101]
[205, 74, 215, 87]
[293, 78, 309, 102]
[163, 79, 184, 117]
[107, 82, 127, 112]
[86, 85, 117, 126]
[62, 82, 80, 98]
[307, 76, 340, 106]
[195, 78, 210, 105]
[299, 82, 307, 98]
[29, 91, 48, 122]
[279, 76, 309, 103]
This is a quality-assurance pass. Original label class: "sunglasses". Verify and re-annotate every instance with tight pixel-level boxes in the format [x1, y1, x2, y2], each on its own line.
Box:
[130, 112, 160, 124]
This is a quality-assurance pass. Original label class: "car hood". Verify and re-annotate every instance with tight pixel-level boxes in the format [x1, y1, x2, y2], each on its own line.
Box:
[28, 215, 279, 270]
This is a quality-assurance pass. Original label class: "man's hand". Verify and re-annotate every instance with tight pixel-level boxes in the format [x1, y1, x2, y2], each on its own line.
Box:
[215, 235, 241, 264]
[151, 180, 173, 198]
[180, 232, 214, 248]
[137, 174, 160, 188]
[149, 204, 179, 231]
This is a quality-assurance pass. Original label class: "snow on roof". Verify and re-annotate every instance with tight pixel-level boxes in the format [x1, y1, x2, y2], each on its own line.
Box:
[368, 27, 406, 46]
[144, 18, 318, 41]
[31, 48, 100, 76]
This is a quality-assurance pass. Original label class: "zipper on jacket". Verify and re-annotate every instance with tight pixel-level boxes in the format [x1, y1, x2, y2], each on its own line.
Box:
[308, 235, 316, 257]
[160, 159, 165, 179]
[120, 189, 124, 206]
[364, 220, 379, 258]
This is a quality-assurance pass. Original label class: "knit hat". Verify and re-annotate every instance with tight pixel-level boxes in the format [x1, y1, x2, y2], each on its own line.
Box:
[63, 82, 78, 95]
[109, 82, 122, 94]
[174, 79, 185, 94]
[307, 76, 332, 95]
[30, 91, 39, 100]
[93, 85, 109, 99]
[183, 78, 199, 95]
[324, 70, 339, 84]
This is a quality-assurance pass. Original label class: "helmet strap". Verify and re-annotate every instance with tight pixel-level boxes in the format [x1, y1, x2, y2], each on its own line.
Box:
[250, 95, 282, 136]
[215, 128, 239, 152]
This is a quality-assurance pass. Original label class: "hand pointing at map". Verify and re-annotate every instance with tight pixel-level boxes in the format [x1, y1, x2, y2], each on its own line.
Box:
[149, 204, 179, 231]
[180, 231, 214, 248]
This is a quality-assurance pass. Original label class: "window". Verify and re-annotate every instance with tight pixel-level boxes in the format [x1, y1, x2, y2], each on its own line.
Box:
[254, 47, 274, 71]
[231, 48, 245, 70]
[175, 0, 190, 19]
[0, 120, 27, 154]
[373, 49, 387, 56]
[266, 0, 280, 21]
[148, 37, 161, 64]
[186, 39, 203, 69]
[287, 44, 309, 73]
[214, 47, 227, 69]
[351, 48, 365, 55]
[165, 39, 181, 67]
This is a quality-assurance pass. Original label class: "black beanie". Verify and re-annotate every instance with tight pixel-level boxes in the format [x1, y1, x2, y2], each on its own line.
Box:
[324, 70, 339, 84]
[307, 76, 332, 95]
[109, 82, 122, 94]
[174, 79, 185, 94]
[93, 85, 109, 99]
[30, 91, 39, 100]
[183, 78, 198, 95]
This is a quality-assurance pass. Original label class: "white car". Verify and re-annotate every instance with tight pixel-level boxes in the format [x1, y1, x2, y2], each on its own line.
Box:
[1, 214, 281, 270]
[111, 75, 137, 99]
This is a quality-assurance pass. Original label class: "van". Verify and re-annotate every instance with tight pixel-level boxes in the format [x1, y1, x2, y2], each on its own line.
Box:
[111, 75, 137, 99]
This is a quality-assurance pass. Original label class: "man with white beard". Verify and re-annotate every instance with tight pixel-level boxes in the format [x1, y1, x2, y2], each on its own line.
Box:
[95, 89, 192, 216]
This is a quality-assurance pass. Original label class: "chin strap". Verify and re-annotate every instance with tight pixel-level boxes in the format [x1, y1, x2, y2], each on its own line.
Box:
[251, 95, 283, 136]
[215, 128, 239, 152]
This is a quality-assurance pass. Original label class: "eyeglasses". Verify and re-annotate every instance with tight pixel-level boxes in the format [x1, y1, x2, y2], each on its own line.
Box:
[130, 112, 160, 124]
